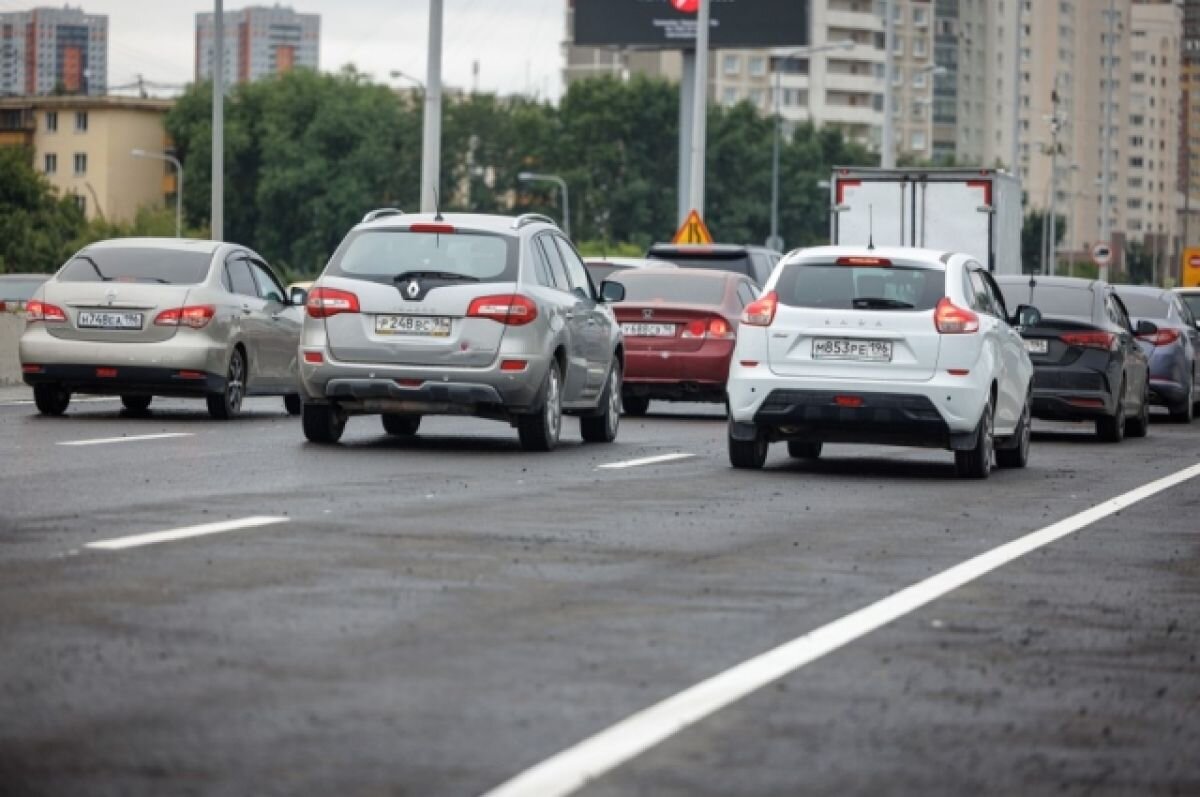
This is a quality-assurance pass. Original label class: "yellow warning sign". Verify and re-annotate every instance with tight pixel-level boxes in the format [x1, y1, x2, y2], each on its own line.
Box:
[671, 210, 714, 245]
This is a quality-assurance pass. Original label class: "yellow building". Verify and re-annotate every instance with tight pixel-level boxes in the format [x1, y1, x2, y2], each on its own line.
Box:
[0, 96, 175, 224]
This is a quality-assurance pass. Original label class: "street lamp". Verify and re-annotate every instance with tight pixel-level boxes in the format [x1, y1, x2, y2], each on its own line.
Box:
[518, 171, 570, 238]
[132, 148, 184, 237]
[768, 39, 854, 252]
[389, 69, 425, 93]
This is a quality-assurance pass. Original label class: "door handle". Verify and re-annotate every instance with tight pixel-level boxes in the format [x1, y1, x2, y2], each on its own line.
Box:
[241, 304, 252, 315]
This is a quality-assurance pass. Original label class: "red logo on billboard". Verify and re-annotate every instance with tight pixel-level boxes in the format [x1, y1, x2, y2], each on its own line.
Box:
[671, 0, 699, 12]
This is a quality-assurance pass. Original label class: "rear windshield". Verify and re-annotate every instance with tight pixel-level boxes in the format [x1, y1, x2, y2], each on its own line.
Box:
[0, 278, 46, 300]
[327, 229, 517, 283]
[1181, 294, 1200, 319]
[611, 273, 727, 305]
[774, 263, 944, 311]
[58, 248, 213, 285]
[648, 252, 752, 278]
[998, 282, 1093, 319]
[585, 263, 625, 284]
[1116, 292, 1170, 319]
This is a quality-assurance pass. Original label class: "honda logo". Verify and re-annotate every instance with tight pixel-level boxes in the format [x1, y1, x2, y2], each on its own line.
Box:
[642, 308, 654, 319]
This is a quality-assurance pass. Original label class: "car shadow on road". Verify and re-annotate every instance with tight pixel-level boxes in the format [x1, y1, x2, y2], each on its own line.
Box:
[767, 455, 962, 481]
[329, 433, 566, 455]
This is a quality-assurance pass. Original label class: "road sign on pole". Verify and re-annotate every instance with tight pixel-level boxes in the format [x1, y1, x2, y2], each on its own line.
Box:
[1092, 242, 1112, 268]
[672, 210, 714, 244]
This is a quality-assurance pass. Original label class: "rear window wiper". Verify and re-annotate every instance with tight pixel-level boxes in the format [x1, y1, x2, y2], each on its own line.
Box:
[392, 270, 480, 283]
[75, 255, 112, 281]
[852, 297, 915, 309]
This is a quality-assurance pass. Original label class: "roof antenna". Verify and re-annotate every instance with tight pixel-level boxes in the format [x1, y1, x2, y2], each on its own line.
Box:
[867, 204, 875, 250]
[433, 189, 443, 222]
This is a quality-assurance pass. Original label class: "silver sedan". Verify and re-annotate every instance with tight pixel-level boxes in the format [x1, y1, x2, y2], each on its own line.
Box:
[20, 238, 304, 419]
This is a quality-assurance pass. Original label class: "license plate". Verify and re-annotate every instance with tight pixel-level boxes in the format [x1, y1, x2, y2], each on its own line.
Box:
[812, 337, 893, 362]
[77, 311, 143, 330]
[375, 315, 452, 337]
[1024, 339, 1049, 355]
[621, 322, 676, 337]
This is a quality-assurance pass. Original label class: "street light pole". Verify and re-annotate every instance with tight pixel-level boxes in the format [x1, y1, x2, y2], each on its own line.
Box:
[421, 0, 444, 214]
[518, 172, 570, 238]
[132, 148, 184, 237]
[211, 0, 223, 240]
[686, 0, 711, 218]
[881, 0, 896, 168]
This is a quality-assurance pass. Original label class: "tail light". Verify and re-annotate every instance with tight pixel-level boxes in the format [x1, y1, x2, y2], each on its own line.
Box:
[26, 300, 66, 323]
[836, 256, 893, 267]
[408, 223, 456, 234]
[681, 319, 708, 338]
[1136, 328, 1181, 347]
[1061, 330, 1117, 351]
[467, 294, 538, 326]
[306, 287, 360, 319]
[741, 291, 778, 327]
[680, 318, 733, 339]
[155, 305, 216, 329]
[934, 297, 979, 334]
[708, 318, 733, 338]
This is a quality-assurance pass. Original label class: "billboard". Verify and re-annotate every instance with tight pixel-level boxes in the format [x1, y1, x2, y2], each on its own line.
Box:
[573, 0, 809, 48]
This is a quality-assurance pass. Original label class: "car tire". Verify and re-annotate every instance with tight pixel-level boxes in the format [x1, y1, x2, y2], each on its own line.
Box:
[517, 360, 563, 452]
[33, 384, 70, 416]
[581, 362, 621, 443]
[1168, 384, 1194, 424]
[622, 395, 650, 417]
[302, 401, 345, 444]
[1126, 383, 1151, 437]
[120, 395, 152, 414]
[1096, 380, 1126, 442]
[283, 394, 302, 416]
[206, 348, 245, 420]
[729, 422, 769, 469]
[786, 441, 823, 459]
[996, 395, 1032, 469]
[382, 414, 421, 436]
[955, 400, 994, 479]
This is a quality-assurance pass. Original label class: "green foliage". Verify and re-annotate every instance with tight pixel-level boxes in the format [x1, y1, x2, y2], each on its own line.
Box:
[70, 206, 209, 254]
[574, 240, 645, 257]
[0, 146, 87, 273]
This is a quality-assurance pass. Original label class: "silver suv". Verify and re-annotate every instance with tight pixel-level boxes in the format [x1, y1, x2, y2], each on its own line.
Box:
[296, 211, 625, 451]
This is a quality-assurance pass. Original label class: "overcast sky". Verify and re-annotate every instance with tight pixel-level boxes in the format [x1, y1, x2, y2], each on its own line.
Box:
[0, 0, 567, 99]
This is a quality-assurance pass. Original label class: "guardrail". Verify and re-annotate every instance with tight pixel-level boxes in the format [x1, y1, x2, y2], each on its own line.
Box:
[0, 313, 25, 386]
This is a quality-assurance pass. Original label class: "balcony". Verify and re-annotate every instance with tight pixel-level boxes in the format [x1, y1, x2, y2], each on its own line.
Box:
[825, 9, 884, 33]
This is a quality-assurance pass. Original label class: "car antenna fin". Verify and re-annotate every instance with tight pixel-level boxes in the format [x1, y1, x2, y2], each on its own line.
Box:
[433, 189, 444, 222]
[867, 204, 875, 251]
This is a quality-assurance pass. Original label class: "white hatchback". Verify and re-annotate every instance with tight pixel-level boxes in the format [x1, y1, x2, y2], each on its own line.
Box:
[726, 247, 1036, 478]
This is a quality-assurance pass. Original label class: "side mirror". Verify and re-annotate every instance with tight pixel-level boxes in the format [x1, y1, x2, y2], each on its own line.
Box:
[1012, 304, 1041, 328]
[1134, 319, 1159, 338]
[599, 280, 626, 303]
[289, 287, 308, 307]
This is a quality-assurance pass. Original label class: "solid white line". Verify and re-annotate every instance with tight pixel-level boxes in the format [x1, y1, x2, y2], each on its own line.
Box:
[597, 452, 695, 470]
[57, 432, 194, 447]
[86, 516, 289, 551]
[482, 461, 1200, 797]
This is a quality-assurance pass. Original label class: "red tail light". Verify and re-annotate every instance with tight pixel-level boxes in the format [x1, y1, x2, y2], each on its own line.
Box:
[934, 297, 979, 334]
[467, 294, 538, 326]
[1061, 330, 1117, 351]
[681, 319, 708, 339]
[741, 291, 778, 327]
[306, 287, 360, 319]
[709, 317, 733, 338]
[302, 351, 324, 364]
[836, 256, 893, 267]
[155, 305, 215, 329]
[408, 223, 456, 234]
[834, 395, 864, 408]
[22, 364, 43, 373]
[1137, 328, 1181, 347]
[26, 300, 66, 323]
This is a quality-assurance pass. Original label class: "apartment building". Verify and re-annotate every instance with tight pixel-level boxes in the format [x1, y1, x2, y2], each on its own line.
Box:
[195, 5, 319, 84]
[0, 95, 174, 223]
[0, 6, 108, 96]
[1181, 0, 1200, 250]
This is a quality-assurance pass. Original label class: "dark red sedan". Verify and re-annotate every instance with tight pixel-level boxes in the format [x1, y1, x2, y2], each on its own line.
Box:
[605, 268, 759, 415]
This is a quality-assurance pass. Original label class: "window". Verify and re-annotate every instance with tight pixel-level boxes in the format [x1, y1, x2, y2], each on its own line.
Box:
[73, 153, 86, 175]
[537, 236, 570, 291]
[722, 87, 738, 106]
[45, 111, 57, 132]
[43, 153, 56, 174]
[224, 255, 258, 296]
[914, 37, 927, 57]
[913, 71, 927, 88]
[911, 130, 927, 150]
[913, 7, 929, 27]
[553, 236, 595, 299]
[74, 111, 87, 132]
[72, 195, 86, 214]
[248, 259, 285, 303]
[723, 54, 741, 77]
[528, 240, 556, 288]
[748, 56, 766, 77]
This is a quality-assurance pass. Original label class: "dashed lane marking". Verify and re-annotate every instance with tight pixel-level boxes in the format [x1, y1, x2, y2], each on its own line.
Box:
[86, 516, 290, 551]
[57, 432, 194, 447]
[597, 452, 696, 470]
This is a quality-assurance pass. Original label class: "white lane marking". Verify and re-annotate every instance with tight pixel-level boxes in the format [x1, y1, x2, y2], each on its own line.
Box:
[597, 452, 695, 470]
[483, 461, 1200, 797]
[0, 397, 119, 406]
[57, 432, 194, 447]
[86, 516, 289, 551]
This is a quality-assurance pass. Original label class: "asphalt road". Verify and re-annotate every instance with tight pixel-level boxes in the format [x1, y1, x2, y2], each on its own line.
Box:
[0, 391, 1197, 797]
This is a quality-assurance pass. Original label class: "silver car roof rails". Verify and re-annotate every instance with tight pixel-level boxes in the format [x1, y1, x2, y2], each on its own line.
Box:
[512, 213, 558, 230]
[361, 208, 405, 223]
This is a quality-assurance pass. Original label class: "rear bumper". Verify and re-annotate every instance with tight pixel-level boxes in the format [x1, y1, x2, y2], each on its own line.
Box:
[1148, 378, 1189, 407]
[19, 325, 226, 374]
[21, 364, 223, 396]
[1029, 364, 1117, 420]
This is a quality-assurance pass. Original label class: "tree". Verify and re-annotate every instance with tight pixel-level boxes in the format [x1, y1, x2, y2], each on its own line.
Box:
[0, 146, 86, 273]
[1021, 210, 1066, 274]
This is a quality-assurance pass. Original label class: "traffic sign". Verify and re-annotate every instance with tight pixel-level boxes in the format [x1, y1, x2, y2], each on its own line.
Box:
[1091, 242, 1112, 267]
[672, 210, 714, 245]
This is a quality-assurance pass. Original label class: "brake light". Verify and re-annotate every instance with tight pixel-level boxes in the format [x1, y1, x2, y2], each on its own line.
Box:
[155, 305, 215, 329]
[467, 294, 538, 326]
[302, 351, 324, 364]
[22, 364, 43, 373]
[681, 319, 708, 339]
[408, 223, 456, 234]
[26, 300, 66, 323]
[741, 291, 778, 327]
[306, 287, 360, 319]
[709, 318, 733, 338]
[834, 395, 864, 408]
[1137, 328, 1181, 347]
[1061, 330, 1117, 351]
[934, 297, 979, 334]
[836, 256, 893, 267]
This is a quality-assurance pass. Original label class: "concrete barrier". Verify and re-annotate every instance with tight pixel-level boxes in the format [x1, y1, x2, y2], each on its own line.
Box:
[0, 313, 26, 386]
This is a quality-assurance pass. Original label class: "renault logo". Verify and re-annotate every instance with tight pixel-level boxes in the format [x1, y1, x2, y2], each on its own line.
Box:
[404, 279, 421, 299]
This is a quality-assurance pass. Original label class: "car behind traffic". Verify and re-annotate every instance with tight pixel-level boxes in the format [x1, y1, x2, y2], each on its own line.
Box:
[1114, 285, 1199, 422]
[645, 243, 781, 286]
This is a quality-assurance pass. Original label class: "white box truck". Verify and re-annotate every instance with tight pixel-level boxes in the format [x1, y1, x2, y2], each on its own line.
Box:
[829, 167, 1023, 274]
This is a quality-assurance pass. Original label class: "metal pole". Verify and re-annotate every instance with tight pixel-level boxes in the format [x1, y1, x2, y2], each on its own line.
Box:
[421, 0, 444, 213]
[881, 0, 896, 168]
[678, 51, 695, 225]
[211, 0, 223, 240]
[557, 176, 570, 239]
[769, 63, 782, 250]
[1010, 0, 1022, 178]
[687, 0, 711, 217]
[1048, 140, 1058, 275]
[1099, 0, 1115, 282]
[173, 156, 183, 238]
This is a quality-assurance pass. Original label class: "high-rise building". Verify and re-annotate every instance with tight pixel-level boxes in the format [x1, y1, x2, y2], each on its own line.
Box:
[1180, 0, 1200, 252]
[0, 6, 108, 97]
[195, 5, 319, 84]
